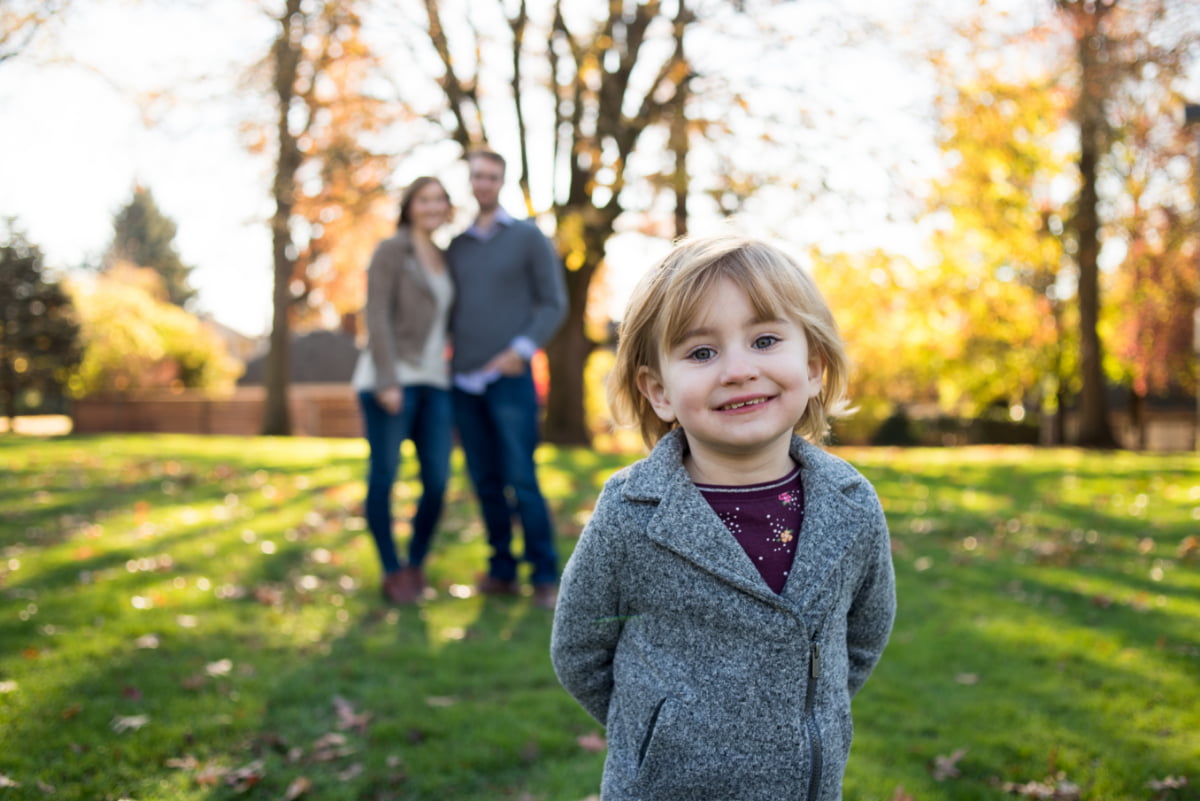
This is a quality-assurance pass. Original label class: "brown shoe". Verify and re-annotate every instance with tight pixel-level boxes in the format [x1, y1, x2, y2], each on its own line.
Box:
[477, 575, 520, 597]
[532, 583, 558, 611]
[382, 569, 419, 604]
[403, 565, 427, 598]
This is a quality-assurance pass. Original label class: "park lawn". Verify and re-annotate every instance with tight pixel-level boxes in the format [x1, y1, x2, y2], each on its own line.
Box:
[0, 434, 1196, 801]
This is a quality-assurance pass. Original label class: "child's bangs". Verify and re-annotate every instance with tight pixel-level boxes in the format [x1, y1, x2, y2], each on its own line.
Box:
[659, 252, 800, 349]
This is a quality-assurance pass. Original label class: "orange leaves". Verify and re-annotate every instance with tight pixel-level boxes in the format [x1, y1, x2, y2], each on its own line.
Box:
[1178, 535, 1198, 560]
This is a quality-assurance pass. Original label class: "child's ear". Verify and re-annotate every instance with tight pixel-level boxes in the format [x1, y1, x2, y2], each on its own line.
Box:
[807, 357, 824, 398]
[636, 366, 677, 423]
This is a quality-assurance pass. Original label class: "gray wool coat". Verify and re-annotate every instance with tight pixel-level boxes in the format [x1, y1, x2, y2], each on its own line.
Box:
[550, 429, 896, 801]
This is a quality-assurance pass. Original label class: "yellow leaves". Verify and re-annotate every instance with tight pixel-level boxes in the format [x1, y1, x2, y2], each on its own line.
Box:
[64, 267, 241, 397]
[558, 211, 589, 273]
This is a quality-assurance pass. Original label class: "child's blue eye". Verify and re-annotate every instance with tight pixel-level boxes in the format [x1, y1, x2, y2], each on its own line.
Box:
[753, 335, 779, 349]
[687, 346, 716, 362]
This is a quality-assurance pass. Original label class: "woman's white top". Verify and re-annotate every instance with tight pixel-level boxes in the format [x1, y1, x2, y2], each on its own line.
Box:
[352, 267, 454, 391]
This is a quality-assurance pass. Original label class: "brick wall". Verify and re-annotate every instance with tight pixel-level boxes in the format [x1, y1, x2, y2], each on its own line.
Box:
[71, 385, 362, 438]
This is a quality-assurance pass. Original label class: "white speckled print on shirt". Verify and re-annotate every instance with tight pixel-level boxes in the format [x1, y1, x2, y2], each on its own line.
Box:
[696, 464, 804, 594]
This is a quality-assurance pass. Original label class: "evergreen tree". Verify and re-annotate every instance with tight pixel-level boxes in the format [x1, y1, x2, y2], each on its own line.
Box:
[108, 186, 197, 308]
[0, 218, 82, 424]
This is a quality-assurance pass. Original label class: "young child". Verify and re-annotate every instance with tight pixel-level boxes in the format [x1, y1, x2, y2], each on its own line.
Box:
[551, 234, 896, 801]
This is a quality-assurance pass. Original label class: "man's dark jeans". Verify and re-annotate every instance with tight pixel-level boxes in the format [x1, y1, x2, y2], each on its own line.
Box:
[452, 371, 557, 586]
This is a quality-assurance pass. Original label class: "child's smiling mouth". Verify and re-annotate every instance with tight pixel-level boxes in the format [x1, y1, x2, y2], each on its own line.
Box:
[717, 396, 772, 412]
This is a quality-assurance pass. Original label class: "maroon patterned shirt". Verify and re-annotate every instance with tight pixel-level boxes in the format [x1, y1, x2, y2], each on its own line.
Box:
[697, 464, 805, 594]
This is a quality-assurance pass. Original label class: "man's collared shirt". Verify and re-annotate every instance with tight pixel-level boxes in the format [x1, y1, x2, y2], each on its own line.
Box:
[453, 207, 535, 394]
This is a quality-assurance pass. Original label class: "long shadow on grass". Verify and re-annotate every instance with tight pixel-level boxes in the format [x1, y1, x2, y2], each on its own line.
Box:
[840, 448, 1200, 800]
[848, 561, 1200, 801]
[218, 596, 604, 801]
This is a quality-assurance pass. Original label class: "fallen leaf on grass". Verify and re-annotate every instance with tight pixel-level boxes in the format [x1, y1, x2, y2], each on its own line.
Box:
[932, 747, 967, 780]
[254, 585, 285, 606]
[134, 634, 160, 649]
[283, 776, 311, 801]
[337, 763, 363, 781]
[576, 732, 607, 753]
[180, 674, 208, 691]
[165, 756, 199, 770]
[206, 659, 233, 677]
[955, 673, 979, 685]
[0, 774, 19, 788]
[1178, 536, 1198, 559]
[225, 760, 265, 792]
[195, 764, 225, 787]
[1148, 776, 1188, 791]
[0, 680, 18, 693]
[888, 787, 914, 801]
[1001, 773, 1081, 800]
[333, 695, 370, 732]
[310, 732, 355, 762]
[110, 714, 150, 733]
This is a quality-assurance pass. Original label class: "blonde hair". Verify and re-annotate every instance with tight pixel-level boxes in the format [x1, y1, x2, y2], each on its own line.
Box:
[608, 234, 851, 448]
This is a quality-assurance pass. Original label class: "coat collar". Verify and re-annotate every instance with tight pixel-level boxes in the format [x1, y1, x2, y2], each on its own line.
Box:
[392, 226, 434, 291]
[621, 429, 875, 612]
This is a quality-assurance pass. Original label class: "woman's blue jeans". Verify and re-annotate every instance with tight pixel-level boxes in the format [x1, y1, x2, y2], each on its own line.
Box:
[451, 370, 558, 586]
[358, 385, 452, 575]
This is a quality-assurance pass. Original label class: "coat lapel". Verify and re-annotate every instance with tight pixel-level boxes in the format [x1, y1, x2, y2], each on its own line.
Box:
[623, 431, 876, 615]
[624, 431, 789, 604]
[779, 439, 875, 610]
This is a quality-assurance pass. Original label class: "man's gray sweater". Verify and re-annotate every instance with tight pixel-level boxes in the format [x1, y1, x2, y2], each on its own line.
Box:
[446, 217, 567, 373]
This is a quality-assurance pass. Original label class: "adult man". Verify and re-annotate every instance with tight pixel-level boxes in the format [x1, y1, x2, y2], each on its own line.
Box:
[447, 149, 568, 610]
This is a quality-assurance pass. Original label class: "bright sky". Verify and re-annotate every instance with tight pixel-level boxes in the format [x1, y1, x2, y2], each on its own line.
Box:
[1, 0, 943, 337]
[1, 1, 285, 334]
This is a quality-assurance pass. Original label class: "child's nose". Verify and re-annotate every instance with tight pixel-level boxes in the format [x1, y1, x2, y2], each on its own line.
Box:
[720, 349, 759, 383]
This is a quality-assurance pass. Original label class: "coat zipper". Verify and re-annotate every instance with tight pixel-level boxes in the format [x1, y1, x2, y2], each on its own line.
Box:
[803, 637, 822, 801]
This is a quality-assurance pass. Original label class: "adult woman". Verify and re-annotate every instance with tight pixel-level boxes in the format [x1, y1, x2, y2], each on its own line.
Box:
[353, 177, 454, 604]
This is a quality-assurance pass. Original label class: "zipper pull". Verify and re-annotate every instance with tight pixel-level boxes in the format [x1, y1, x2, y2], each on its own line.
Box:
[811, 642, 821, 679]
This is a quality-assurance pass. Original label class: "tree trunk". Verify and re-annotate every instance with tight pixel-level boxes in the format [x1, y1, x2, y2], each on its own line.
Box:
[670, 0, 689, 238]
[262, 229, 293, 436]
[1129, 388, 1145, 451]
[261, 0, 304, 437]
[1072, 21, 1118, 448]
[543, 260, 595, 446]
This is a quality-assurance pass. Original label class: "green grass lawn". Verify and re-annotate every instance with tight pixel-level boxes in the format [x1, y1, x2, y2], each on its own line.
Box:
[1, 434, 1197, 800]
